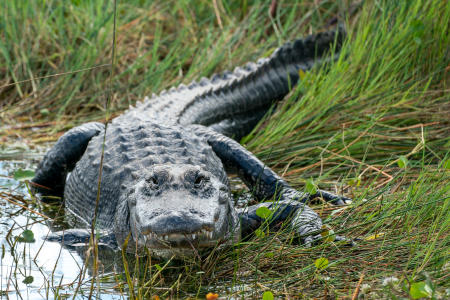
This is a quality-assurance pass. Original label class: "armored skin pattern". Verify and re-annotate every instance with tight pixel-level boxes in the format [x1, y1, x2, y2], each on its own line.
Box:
[32, 28, 351, 259]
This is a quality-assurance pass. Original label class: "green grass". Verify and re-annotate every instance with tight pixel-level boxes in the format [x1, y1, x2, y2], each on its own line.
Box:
[1, 0, 449, 299]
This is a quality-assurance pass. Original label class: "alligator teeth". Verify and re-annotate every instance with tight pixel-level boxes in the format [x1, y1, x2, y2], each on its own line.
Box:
[199, 229, 213, 239]
[146, 231, 215, 241]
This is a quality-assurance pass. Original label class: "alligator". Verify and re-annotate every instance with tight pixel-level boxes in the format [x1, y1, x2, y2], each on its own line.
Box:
[32, 28, 351, 259]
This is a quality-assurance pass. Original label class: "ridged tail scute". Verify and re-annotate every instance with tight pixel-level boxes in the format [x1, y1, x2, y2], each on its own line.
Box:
[177, 27, 346, 127]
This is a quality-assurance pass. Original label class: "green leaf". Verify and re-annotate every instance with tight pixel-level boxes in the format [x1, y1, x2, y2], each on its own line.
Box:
[409, 281, 432, 299]
[298, 69, 307, 80]
[13, 169, 35, 181]
[347, 178, 361, 187]
[262, 291, 274, 300]
[155, 264, 162, 271]
[264, 252, 274, 258]
[40, 108, 49, 116]
[17, 230, 35, 243]
[397, 156, 408, 168]
[411, 19, 425, 35]
[254, 228, 265, 238]
[255, 206, 272, 219]
[22, 276, 34, 284]
[320, 225, 336, 242]
[305, 179, 317, 194]
[314, 257, 329, 270]
[442, 159, 450, 170]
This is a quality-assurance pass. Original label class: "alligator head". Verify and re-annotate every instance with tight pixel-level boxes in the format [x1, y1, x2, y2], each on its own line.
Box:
[114, 164, 240, 258]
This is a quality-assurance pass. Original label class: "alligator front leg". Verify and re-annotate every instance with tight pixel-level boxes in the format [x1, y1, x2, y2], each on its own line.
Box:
[200, 127, 350, 203]
[197, 127, 351, 244]
[32, 122, 104, 197]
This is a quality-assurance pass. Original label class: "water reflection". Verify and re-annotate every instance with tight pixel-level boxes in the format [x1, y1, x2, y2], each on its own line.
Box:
[0, 160, 123, 299]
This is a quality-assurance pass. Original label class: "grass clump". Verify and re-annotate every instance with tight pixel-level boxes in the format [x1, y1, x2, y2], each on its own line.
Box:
[0, 0, 449, 299]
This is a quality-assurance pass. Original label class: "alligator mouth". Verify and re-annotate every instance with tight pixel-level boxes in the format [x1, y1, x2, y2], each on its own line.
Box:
[142, 228, 217, 248]
[145, 228, 214, 240]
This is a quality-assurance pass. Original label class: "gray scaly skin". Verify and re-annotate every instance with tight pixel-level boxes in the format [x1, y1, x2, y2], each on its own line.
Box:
[32, 28, 351, 259]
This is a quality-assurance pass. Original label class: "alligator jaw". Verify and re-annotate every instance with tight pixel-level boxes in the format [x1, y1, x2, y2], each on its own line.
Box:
[144, 228, 214, 241]
[142, 228, 218, 249]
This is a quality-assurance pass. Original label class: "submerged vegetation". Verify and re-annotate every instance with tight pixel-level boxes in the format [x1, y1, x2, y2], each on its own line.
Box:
[0, 0, 449, 298]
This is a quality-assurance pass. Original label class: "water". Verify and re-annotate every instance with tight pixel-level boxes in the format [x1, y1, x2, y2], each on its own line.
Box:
[0, 156, 124, 300]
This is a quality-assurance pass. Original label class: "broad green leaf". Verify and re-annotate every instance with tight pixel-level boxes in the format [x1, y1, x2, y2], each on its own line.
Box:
[347, 178, 361, 187]
[265, 252, 274, 258]
[397, 156, 408, 168]
[17, 230, 35, 243]
[262, 291, 274, 300]
[23, 276, 34, 284]
[365, 232, 385, 241]
[442, 159, 450, 170]
[305, 179, 317, 194]
[155, 264, 162, 271]
[254, 228, 265, 238]
[409, 281, 432, 299]
[40, 108, 49, 116]
[255, 206, 272, 219]
[298, 69, 307, 80]
[314, 257, 329, 270]
[13, 169, 35, 181]
[320, 225, 336, 242]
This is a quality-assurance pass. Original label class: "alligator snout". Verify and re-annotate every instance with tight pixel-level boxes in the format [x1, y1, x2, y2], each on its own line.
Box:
[140, 212, 215, 235]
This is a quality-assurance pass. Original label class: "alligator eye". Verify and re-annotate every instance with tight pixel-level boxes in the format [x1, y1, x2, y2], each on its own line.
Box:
[147, 176, 159, 189]
[194, 175, 207, 188]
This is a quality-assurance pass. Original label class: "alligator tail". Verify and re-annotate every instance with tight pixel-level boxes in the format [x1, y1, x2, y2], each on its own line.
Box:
[177, 27, 345, 134]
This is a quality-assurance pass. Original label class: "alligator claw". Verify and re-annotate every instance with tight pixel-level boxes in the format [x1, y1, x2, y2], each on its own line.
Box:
[299, 233, 355, 247]
[334, 235, 356, 246]
[332, 197, 352, 206]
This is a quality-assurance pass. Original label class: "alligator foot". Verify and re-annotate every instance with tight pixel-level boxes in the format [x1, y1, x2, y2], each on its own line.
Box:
[301, 233, 355, 248]
[312, 189, 353, 206]
[280, 188, 352, 206]
[334, 235, 356, 246]
[46, 229, 118, 250]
